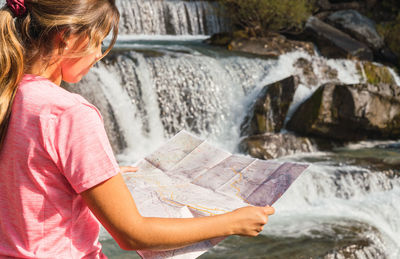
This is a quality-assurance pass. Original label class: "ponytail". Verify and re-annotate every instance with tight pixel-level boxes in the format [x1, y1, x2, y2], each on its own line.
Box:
[0, 6, 24, 150]
[0, 0, 119, 150]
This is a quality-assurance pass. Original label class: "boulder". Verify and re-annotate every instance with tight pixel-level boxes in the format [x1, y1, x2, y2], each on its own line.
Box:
[239, 133, 316, 160]
[206, 32, 314, 58]
[294, 58, 319, 86]
[287, 82, 400, 141]
[294, 57, 338, 86]
[357, 62, 396, 85]
[241, 76, 299, 136]
[326, 10, 384, 51]
[305, 16, 373, 61]
[324, 243, 386, 259]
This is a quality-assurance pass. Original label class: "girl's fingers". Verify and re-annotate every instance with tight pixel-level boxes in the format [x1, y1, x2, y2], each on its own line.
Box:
[119, 166, 139, 173]
[264, 206, 275, 215]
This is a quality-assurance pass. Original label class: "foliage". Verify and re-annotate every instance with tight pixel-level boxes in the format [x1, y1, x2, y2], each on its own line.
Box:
[380, 0, 400, 15]
[216, 0, 314, 36]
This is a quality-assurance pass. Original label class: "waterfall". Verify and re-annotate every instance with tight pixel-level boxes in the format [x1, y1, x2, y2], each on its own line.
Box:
[117, 0, 228, 35]
[73, 48, 362, 157]
[0, 0, 228, 35]
[268, 156, 400, 258]
[67, 42, 400, 258]
[73, 47, 266, 159]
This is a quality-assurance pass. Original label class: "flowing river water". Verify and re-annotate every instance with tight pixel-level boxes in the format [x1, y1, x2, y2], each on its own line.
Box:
[64, 36, 400, 258]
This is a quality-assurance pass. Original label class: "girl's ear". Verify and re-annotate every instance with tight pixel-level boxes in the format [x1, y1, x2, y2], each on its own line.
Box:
[54, 29, 72, 55]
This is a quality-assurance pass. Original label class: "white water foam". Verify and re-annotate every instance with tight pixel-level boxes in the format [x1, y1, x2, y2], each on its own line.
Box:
[91, 65, 163, 163]
[86, 45, 399, 256]
[267, 162, 400, 258]
[388, 67, 400, 86]
[94, 49, 369, 158]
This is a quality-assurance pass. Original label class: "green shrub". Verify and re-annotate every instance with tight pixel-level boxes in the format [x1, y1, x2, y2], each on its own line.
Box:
[217, 0, 313, 36]
[381, 0, 400, 14]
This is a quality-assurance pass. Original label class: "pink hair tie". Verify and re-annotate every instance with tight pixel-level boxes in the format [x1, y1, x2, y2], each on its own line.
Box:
[6, 0, 27, 18]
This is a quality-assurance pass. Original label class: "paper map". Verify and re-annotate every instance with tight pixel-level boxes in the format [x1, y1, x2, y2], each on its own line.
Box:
[123, 130, 309, 259]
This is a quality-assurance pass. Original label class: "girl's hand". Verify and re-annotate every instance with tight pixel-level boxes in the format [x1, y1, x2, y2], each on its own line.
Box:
[230, 206, 275, 237]
[119, 166, 138, 173]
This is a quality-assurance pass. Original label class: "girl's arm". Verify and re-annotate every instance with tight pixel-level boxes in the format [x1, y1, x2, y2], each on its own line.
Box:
[81, 173, 274, 251]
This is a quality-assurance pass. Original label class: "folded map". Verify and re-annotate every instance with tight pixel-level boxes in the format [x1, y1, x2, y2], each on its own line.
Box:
[123, 130, 309, 259]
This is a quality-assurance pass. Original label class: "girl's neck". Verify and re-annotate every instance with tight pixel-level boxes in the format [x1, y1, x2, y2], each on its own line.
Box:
[28, 57, 62, 86]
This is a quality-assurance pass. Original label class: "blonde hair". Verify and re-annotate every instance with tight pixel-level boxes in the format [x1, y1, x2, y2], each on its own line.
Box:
[0, 0, 119, 149]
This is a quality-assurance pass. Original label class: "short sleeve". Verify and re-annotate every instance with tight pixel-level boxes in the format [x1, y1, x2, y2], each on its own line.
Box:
[51, 103, 120, 193]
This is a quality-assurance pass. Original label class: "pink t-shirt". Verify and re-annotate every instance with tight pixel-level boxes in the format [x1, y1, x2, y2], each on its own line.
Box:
[0, 74, 120, 258]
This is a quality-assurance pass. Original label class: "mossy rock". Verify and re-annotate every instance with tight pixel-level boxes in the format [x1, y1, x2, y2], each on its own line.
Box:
[232, 30, 250, 40]
[287, 82, 400, 141]
[205, 32, 233, 46]
[363, 62, 395, 85]
[240, 76, 299, 136]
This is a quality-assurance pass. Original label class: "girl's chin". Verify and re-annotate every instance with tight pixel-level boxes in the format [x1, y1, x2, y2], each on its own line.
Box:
[63, 69, 90, 83]
[63, 75, 84, 84]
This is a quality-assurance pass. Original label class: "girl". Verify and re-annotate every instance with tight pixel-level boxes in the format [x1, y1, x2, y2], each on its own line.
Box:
[0, 0, 275, 258]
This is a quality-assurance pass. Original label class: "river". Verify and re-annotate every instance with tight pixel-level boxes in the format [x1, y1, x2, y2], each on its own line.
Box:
[64, 35, 400, 258]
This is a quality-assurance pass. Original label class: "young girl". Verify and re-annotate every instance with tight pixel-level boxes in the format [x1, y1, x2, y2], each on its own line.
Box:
[0, 0, 275, 258]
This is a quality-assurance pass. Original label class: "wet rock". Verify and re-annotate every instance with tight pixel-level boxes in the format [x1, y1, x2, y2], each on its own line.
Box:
[206, 32, 315, 58]
[287, 82, 400, 141]
[333, 147, 400, 173]
[326, 10, 384, 51]
[239, 133, 316, 160]
[294, 58, 319, 86]
[305, 16, 373, 61]
[383, 169, 400, 179]
[324, 243, 386, 259]
[294, 58, 338, 86]
[321, 221, 386, 259]
[357, 61, 396, 85]
[204, 32, 234, 47]
[241, 76, 299, 136]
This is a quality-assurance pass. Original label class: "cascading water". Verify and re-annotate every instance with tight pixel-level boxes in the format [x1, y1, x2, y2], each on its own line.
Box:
[66, 37, 400, 258]
[72, 45, 363, 156]
[117, 0, 228, 35]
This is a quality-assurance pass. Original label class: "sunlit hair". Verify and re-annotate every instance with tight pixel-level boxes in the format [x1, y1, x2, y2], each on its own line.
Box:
[0, 0, 120, 149]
